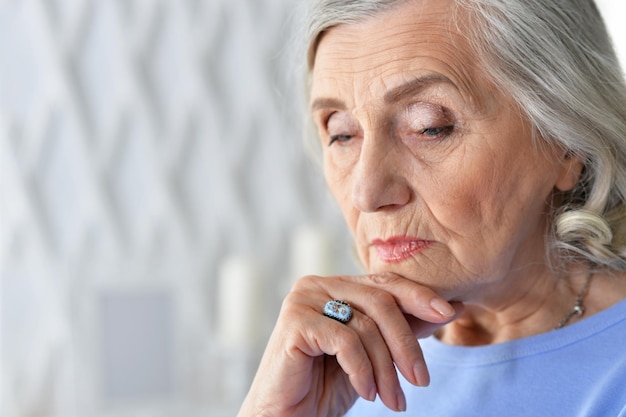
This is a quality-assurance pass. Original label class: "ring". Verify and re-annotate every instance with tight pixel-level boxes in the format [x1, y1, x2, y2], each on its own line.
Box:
[323, 300, 353, 323]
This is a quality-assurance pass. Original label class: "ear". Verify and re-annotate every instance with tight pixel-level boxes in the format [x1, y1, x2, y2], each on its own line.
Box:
[555, 151, 584, 192]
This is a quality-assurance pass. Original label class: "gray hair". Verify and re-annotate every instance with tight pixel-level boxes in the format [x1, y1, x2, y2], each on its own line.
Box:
[305, 0, 626, 271]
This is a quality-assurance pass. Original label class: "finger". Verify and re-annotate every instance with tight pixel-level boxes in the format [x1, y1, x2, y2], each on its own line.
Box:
[406, 302, 465, 339]
[294, 306, 378, 403]
[346, 309, 407, 411]
[346, 288, 430, 388]
[292, 284, 408, 411]
[291, 274, 456, 406]
[349, 272, 457, 321]
[311, 278, 434, 388]
[299, 272, 454, 323]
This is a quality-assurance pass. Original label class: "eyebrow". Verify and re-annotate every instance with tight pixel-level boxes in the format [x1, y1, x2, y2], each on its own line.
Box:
[310, 97, 347, 112]
[384, 74, 455, 103]
[310, 74, 456, 111]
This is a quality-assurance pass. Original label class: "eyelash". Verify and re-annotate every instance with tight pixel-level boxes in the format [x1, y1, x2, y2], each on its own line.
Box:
[421, 125, 454, 138]
[328, 134, 354, 146]
[327, 125, 454, 147]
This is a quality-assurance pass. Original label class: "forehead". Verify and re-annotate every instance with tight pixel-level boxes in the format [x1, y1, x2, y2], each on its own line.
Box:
[310, 0, 486, 107]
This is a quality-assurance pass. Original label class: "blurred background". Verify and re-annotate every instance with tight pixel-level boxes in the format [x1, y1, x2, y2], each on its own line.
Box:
[1, 1, 624, 416]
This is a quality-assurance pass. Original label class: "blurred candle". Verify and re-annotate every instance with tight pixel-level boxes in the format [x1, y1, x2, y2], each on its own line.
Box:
[217, 256, 261, 348]
[291, 225, 333, 281]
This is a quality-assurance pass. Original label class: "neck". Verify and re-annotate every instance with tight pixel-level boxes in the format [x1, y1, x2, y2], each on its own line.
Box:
[436, 267, 625, 346]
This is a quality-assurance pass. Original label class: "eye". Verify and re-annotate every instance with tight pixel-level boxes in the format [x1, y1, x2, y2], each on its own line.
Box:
[325, 111, 361, 147]
[402, 102, 456, 142]
[421, 125, 454, 138]
[328, 134, 354, 146]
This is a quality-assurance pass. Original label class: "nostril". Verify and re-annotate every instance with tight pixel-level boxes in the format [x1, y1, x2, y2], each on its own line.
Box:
[351, 173, 412, 213]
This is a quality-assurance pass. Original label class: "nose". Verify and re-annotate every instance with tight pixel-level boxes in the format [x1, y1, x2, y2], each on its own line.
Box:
[351, 135, 412, 213]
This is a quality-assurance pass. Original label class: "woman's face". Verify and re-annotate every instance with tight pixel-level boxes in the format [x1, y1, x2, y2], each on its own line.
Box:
[310, 0, 581, 302]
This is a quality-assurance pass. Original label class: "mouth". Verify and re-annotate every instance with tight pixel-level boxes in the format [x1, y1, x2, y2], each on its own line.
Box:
[371, 237, 433, 263]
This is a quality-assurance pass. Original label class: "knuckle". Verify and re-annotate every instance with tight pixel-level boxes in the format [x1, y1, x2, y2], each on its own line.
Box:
[393, 332, 420, 353]
[336, 327, 361, 349]
[280, 288, 305, 310]
[407, 283, 435, 300]
[279, 297, 300, 317]
[366, 272, 400, 286]
[355, 313, 379, 333]
[352, 355, 374, 379]
[362, 286, 396, 310]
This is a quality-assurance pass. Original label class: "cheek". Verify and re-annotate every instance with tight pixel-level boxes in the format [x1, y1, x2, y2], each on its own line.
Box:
[425, 171, 490, 235]
[324, 156, 357, 226]
[428, 149, 556, 266]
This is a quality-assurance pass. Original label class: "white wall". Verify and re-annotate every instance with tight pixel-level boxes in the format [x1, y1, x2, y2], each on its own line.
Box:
[1, 1, 625, 417]
[0, 1, 356, 416]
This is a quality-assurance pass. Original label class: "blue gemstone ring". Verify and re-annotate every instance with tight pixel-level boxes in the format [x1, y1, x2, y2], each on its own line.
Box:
[323, 300, 353, 323]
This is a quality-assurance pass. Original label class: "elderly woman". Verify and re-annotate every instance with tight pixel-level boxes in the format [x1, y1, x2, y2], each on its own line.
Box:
[239, 0, 626, 415]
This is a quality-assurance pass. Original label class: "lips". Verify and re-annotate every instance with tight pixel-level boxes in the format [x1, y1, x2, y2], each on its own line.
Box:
[372, 237, 432, 263]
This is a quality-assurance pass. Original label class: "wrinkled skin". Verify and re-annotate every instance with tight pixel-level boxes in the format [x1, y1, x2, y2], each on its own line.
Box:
[238, 273, 461, 416]
[237, 0, 590, 416]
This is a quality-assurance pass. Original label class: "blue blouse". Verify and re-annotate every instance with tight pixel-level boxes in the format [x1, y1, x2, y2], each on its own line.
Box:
[345, 299, 626, 416]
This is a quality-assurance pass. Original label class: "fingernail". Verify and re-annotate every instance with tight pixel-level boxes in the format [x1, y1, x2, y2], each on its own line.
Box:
[430, 298, 455, 318]
[414, 362, 431, 387]
[396, 388, 407, 412]
[367, 386, 377, 402]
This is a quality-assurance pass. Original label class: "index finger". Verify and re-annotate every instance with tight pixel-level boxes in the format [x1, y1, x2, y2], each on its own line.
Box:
[338, 272, 458, 322]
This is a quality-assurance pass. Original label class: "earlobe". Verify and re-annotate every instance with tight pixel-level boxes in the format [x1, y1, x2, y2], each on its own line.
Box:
[555, 152, 585, 192]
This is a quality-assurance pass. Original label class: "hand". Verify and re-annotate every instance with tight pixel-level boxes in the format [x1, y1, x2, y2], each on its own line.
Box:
[237, 272, 463, 417]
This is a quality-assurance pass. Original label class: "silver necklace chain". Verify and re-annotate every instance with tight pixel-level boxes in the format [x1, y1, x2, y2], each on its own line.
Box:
[555, 271, 593, 330]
